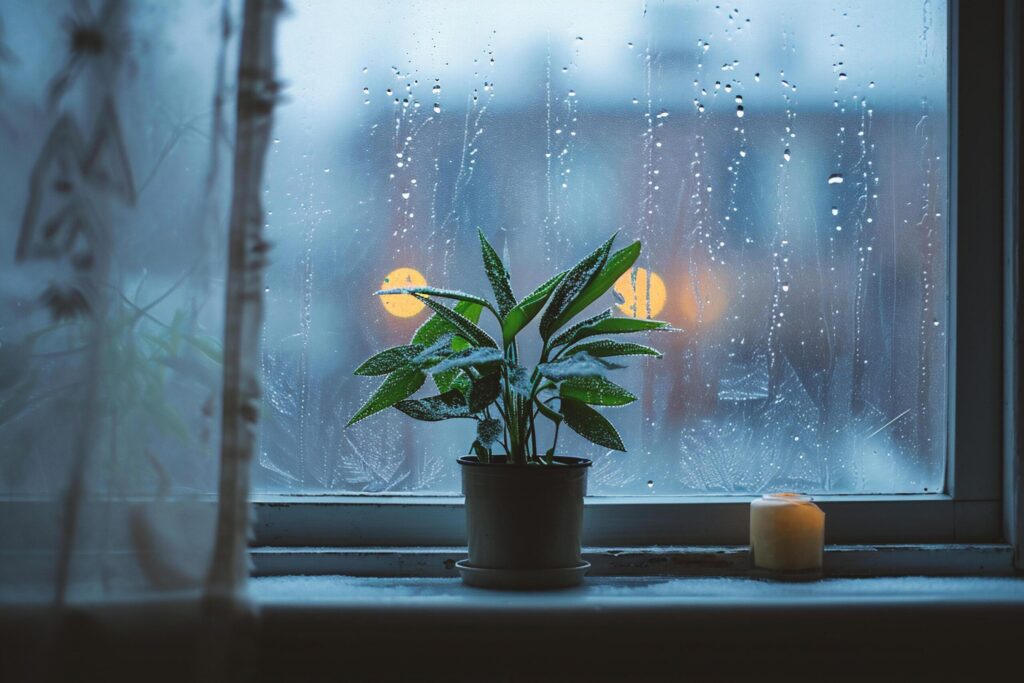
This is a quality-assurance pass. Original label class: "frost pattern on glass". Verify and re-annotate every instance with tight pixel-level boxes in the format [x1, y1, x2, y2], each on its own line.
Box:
[259, 0, 948, 495]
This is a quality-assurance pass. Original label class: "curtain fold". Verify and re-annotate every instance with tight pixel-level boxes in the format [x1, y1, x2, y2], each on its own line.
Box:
[0, 0, 279, 679]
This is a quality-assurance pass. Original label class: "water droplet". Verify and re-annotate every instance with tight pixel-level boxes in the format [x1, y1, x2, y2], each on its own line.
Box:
[401, 191, 410, 200]
[754, 72, 761, 82]
[386, 88, 393, 96]
[827, 173, 844, 184]
[838, 72, 848, 81]
[647, 480, 654, 489]
[576, 35, 584, 41]
[739, 150, 747, 158]
[627, 41, 634, 49]
[868, 81, 876, 88]
[783, 149, 791, 162]
[656, 109, 669, 119]
[323, 168, 331, 174]
[568, 90, 576, 97]
[632, 98, 639, 105]
[831, 207, 839, 216]
[736, 106, 744, 118]
[781, 283, 790, 292]
[735, 95, 743, 104]
[362, 87, 369, 95]
[433, 103, 441, 113]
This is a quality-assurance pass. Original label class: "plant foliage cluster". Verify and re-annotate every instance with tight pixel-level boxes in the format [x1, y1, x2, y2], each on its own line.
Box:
[348, 231, 670, 465]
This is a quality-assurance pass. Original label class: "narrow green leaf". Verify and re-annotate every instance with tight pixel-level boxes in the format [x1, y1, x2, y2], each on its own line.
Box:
[413, 300, 482, 347]
[561, 339, 663, 360]
[560, 396, 626, 451]
[468, 371, 502, 413]
[551, 240, 641, 335]
[429, 347, 503, 375]
[478, 228, 517, 318]
[394, 388, 471, 421]
[501, 271, 566, 348]
[538, 352, 621, 382]
[376, 286, 494, 314]
[354, 344, 425, 376]
[560, 376, 637, 407]
[413, 295, 498, 348]
[550, 309, 613, 348]
[347, 366, 426, 427]
[553, 315, 672, 348]
[539, 235, 616, 340]
[534, 397, 563, 425]
[412, 301, 481, 392]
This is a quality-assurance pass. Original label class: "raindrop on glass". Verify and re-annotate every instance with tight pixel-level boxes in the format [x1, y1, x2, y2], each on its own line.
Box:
[827, 173, 844, 184]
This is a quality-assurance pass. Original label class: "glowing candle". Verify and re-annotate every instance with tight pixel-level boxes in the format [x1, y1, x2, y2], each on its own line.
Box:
[750, 493, 825, 578]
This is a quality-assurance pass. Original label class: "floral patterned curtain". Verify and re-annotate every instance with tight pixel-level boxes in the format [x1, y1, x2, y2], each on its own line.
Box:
[0, 0, 277, 640]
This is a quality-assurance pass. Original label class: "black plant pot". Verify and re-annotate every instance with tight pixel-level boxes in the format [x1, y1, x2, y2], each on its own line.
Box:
[456, 455, 591, 589]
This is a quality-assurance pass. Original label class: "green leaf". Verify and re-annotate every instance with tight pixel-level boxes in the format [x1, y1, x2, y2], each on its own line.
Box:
[538, 352, 621, 382]
[468, 370, 502, 413]
[561, 339, 663, 360]
[501, 271, 566, 348]
[553, 315, 672, 348]
[412, 301, 481, 392]
[429, 347, 503, 375]
[550, 309, 613, 348]
[561, 396, 626, 451]
[413, 300, 483, 346]
[347, 366, 426, 426]
[394, 388, 471, 421]
[560, 376, 637, 407]
[478, 228, 517, 318]
[376, 286, 494, 314]
[354, 344, 425, 376]
[534, 397, 563, 425]
[471, 439, 491, 463]
[413, 295, 498, 348]
[539, 234, 616, 340]
[550, 240, 641, 336]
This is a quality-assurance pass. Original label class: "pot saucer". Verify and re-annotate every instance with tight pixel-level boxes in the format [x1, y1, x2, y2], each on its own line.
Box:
[455, 559, 590, 590]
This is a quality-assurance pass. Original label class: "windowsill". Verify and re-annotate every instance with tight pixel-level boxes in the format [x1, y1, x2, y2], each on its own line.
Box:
[252, 573, 1024, 609]
[252, 574, 1024, 680]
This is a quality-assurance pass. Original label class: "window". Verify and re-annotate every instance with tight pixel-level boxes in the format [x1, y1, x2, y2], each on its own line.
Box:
[253, 1, 1005, 547]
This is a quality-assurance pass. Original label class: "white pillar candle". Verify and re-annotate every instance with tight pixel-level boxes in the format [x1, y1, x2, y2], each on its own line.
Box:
[750, 493, 825, 576]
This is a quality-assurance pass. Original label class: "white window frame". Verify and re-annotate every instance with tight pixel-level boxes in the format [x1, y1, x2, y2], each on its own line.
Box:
[252, 0, 1021, 568]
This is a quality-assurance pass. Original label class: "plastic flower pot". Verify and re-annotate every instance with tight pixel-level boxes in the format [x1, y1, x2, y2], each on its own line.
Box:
[456, 455, 591, 589]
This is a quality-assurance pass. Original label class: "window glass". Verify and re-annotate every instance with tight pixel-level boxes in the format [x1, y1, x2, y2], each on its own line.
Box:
[259, 0, 948, 495]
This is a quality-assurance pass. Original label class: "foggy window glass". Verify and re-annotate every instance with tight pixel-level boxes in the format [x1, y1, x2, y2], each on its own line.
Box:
[258, 1, 948, 495]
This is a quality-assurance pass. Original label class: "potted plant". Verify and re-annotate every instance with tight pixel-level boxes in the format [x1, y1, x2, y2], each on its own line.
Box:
[347, 231, 669, 588]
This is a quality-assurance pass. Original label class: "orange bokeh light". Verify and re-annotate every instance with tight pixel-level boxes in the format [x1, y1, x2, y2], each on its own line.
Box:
[380, 267, 427, 318]
[614, 267, 667, 319]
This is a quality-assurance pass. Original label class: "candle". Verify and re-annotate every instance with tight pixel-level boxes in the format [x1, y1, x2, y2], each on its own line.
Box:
[750, 493, 825, 578]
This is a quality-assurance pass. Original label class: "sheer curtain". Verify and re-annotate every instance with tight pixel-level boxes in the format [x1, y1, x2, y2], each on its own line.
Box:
[0, 0, 278, 677]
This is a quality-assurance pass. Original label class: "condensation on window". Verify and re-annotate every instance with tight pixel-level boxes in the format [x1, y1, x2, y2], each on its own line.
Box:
[258, 0, 948, 495]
